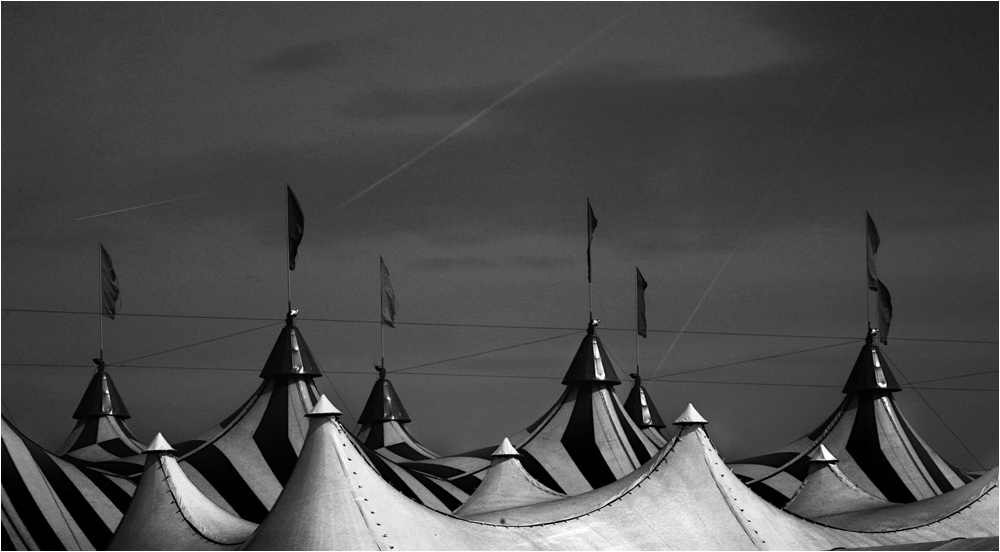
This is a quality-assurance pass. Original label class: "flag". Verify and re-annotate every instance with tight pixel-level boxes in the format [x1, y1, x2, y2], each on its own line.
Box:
[287, 185, 304, 270]
[877, 278, 892, 345]
[866, 211, 880, 291]
[380, 256, 397, 328]
[587, 199, 598, 283]
[636, 267, 648, 338]
[100, 244, 119, 319]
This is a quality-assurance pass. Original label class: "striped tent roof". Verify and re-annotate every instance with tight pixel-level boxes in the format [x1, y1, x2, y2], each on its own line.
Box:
[240, 404, 998, 550]
[501, 324, 660, 496]
[355, 369, 438, 463]
[783, 449, 893, 519]
[107, 434, 257, 550]
[56, 361, 145, 474]
[170, 313, 323, 523]
[730, 335, 977, 509]
[2, 416, 136, 551]
[623, 374, 670, 448]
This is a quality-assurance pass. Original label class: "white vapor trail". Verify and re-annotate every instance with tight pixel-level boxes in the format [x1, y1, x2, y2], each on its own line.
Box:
[74, 192, 209, 221]
[337, 6, 641, 210]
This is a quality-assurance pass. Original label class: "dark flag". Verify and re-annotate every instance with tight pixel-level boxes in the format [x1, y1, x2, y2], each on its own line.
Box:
[380, 256, 397, 328]
[866, 211, 880, 291]
[636, 267, 648, 338]
[877, 278, 892, 345]
[287, 186, 304, 270]
[100, 244, 119, 319]
[587, 199, 598, 283]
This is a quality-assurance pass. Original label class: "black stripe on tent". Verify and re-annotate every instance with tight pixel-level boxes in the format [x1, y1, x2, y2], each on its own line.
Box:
[362, 423, 385, 450]
[560, 384, 617, 489]
[408, 472, 463, 512]
[450, 474, 483, 495]
[76, 468, 133, 513]
[359, 447, 423, 504]
[734, 452, 799, 469]
[846, 391, 916, 503]
[252, 377, 298, 486]
[183, 445, 269, 522]
[748, 480, 792, 508]
[2, 442, 65, 551]
[807, 396, 849, 441]
[98, 439, 138, 458]
[398, 462, 463, 479]
[68, 420, 99, 453]
[890, 400, 954, 493]
[386, 443, 431, 462]
[611, 397, 651, 465]
[24, 438, 113, 549]
[305, 381, 318, 405]
[516, 448, 564, 494]
[172, 440, 205, 456]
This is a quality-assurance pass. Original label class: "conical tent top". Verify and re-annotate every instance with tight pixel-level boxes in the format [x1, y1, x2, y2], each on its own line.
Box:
[307, 395, 341, 418]
[561, 320, 621, 386]
[492, 438, 520, 458]
[357, 367, 411, 424]
[623, 374, 666, 429]
[144, 432, 175, 454]
[72, 359, 131, 419]
[259, 310, 323, 378]
[673, 403, 708, 425]
[842, 331, 901, 393]
[809, 444, 838, 463]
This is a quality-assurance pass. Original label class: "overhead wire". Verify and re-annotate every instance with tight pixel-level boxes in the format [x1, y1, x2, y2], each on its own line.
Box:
[881, 350, 986, 471]
[647, 339, 862, 381]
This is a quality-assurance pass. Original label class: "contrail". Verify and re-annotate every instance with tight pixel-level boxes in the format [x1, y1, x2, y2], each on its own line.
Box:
[338, 5, 641, 210]
[649, 6, 885, 378]
[74, 192, 209, 221]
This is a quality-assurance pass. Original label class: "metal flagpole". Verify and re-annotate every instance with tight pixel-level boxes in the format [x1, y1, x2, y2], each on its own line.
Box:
[635, 267, 640, 379]
[286, 185, 292, 313]
[865, 213, 871, 332]
[98, 242, 104, 362]
[380, 258, 385, 371]
[588, 200, 593, 320]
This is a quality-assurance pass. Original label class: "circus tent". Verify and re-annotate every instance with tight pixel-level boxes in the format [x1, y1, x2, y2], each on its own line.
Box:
[241, 398, 998, 550]
[623, 373, 670, 448]
[55, 361, 145, 476]
[730, 332, 977, 508]
[106, 433, 256, 550]
[2, 416, 135, 551]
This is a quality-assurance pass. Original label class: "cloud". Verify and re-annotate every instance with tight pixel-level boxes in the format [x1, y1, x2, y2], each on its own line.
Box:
[253, 41, 352, 74]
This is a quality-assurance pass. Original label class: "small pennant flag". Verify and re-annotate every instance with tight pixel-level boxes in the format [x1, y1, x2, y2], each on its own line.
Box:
[866, 211, 880, 291]
[587, 199, 598, 283]
[877, 278, 892, 345]
[100, 244, 119, 319]
[636, 267, 648, 338]
[287, 186, 304, 270]
[380, 256, 397, 328]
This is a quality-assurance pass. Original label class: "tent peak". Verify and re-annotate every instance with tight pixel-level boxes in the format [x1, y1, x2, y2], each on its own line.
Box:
[492, 438, 519, 458]
[145, 432, 175, 453]
[842, 333, 901, 393]
[258, 309, 323, 378]
[357, 369, 411, 424]
[624, 373, 667, 429]
[673, 403, 708, 425]
[809, 444, 838, 463]
[307, 395, 341, 418]
[562, 322, 621, 386]
[72, 365, 131, 419]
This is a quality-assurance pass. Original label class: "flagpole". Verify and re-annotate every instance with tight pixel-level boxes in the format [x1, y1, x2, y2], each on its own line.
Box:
[286, 185, 292, 313]
[98, 242, 104, 362]
[865, 213, 871, 333]
[380, 257, 385, 370]
[587, 200, 593, 321]
[634, 266, 640, 379]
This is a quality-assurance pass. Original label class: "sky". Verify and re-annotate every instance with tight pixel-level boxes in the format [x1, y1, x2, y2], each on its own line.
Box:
[2, 3, 997, 469]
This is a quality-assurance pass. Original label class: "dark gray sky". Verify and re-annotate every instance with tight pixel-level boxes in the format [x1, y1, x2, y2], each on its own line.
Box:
[3, 3, 997, 468]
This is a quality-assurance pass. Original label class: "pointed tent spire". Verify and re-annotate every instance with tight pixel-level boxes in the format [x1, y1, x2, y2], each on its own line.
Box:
[842, 330, 901, 393]
[492, 437, 520, 458]
[258, 309, 323, 378]
[809, 444, 838, 464]
[72, 358, 131, 419]
[357, 365, 411, 423]
[673, 403, 708, 425]
[561, 319, 621, 385]
[307, 394, 341, 418]
[623, 374, 666, 429]
[144, 432, 175, 454]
